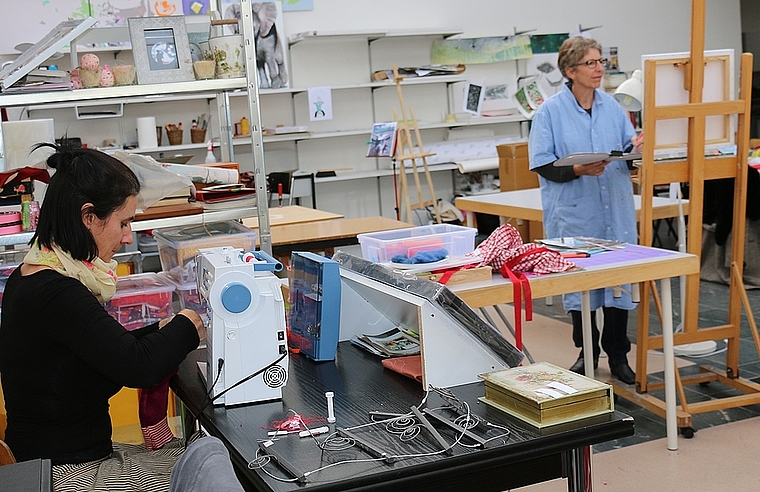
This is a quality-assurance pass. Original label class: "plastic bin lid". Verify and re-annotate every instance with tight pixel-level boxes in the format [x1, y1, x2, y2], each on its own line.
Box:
[153, 220, 254, 243]
[111, 273, 175, 298]
[158, 271, 196, 290]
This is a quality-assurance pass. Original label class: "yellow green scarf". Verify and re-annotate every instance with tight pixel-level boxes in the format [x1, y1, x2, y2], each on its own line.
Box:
[23, 242, 119, 303]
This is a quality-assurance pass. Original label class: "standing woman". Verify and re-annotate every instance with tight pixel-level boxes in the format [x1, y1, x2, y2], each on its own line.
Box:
[0, 143, 205, 490]
[528, 37, 643, 384]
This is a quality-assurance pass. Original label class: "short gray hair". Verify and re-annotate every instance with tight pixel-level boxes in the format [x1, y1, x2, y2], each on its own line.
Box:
[557, 36, 603, 78]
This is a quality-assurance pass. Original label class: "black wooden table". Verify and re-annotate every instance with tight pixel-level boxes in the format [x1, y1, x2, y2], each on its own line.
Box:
[172, 344, 634, 492]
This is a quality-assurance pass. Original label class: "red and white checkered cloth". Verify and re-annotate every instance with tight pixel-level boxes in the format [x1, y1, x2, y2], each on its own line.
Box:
[466, 224, 577, 352]
[468, 224, 576, 274]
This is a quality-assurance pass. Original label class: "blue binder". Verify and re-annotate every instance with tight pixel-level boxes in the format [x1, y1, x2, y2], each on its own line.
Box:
[288, 252, 341, 361]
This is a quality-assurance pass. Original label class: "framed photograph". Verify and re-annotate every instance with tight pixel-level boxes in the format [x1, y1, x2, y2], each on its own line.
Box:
[128, 16, 195, 84]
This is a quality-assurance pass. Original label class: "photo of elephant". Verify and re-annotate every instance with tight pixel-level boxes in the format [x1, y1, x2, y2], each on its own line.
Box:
[220, 0, 289, 89]
[253, 2, 288, 89]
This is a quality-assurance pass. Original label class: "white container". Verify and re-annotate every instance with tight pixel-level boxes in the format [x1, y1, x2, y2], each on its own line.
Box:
[358, 224, 477, 263]
[160, 272, 207, 313]
[208, 34, 245, 79]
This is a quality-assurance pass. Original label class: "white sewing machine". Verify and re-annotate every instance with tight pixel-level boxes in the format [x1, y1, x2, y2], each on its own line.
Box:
[196, 247, 288, 406]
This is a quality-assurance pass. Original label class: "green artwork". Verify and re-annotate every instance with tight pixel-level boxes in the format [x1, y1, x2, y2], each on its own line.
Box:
[530, 34, 570, 54]
[280, 0, 313, 11]
[431, 35, 533, 65]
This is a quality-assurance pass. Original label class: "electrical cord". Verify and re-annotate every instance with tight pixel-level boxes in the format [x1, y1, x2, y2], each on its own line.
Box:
[185, 353, 288, 448]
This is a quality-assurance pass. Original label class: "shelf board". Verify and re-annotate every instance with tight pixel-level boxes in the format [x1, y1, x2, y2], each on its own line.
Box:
[289, 28, 463, 45]
[314, 163, 457, 183]
[241, 74, 468, 97]
[107, 142, 208, 154]
[233, 117, 526, 146]
[0, 78, 246, 106]
[131, 206, 258, 232]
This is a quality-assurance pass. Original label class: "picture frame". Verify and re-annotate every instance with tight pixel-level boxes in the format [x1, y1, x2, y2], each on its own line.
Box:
[128, 16, 195, 85]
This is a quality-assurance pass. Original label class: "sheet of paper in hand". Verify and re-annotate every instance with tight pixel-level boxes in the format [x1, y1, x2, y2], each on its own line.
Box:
[553, 151, 642, 167]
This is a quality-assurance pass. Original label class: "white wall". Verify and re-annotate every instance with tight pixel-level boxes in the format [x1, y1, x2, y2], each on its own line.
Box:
[278, 0, 742, 74]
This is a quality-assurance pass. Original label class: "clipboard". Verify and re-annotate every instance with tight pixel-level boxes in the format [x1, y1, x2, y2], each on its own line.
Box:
[553, 151, 642, 167]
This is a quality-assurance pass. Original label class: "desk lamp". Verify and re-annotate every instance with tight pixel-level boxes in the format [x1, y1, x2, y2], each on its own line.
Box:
[613, 69, 643, 112]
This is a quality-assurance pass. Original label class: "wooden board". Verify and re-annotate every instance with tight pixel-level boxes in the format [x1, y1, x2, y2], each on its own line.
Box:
[134, 203, 204, 221]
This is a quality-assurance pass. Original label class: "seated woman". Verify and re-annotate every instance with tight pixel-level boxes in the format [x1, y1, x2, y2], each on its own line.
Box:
[0, 142, 206, 491]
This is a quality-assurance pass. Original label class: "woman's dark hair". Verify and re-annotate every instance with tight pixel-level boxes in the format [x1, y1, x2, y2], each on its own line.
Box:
[557, 36, 603, 79]
[30, 141, 140, 262]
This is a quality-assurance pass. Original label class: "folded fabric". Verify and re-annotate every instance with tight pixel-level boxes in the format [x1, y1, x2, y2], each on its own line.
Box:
[139, 370, 177, 451]
[391, 248, 448, 264]
[382, 355, 423, 382]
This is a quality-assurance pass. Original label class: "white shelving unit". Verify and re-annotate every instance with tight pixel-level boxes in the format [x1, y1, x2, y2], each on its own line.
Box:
[0, 13, 271, 252]
[224, 28, 527, 218]
[5, 23, 527, 220]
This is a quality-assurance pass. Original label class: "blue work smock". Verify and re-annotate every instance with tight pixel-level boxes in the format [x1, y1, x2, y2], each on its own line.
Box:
[528, 84, 637, 312]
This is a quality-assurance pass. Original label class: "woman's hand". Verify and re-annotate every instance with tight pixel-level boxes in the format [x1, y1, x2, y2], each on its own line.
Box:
[573, 160, 608, 177]
[632, 132, 644, 153]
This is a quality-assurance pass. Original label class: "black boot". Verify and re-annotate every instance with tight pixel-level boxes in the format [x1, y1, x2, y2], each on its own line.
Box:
[569, 352, 599, 375]
[610, 362, 635, 384]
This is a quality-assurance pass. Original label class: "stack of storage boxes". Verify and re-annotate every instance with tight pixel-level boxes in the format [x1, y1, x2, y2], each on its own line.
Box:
[153, 220, 258, 313]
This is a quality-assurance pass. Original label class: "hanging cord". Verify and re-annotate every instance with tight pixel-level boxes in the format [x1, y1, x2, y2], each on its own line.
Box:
[392, 158, 400, 221]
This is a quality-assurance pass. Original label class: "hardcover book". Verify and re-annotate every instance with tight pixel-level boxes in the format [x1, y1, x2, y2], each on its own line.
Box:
[478, 362, 613, 428]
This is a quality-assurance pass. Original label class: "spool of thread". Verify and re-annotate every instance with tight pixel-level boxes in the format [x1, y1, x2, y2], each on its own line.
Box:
[137, 116, 158, 149]
[0, 211, 23, 235]
[325, 391, 336, 423]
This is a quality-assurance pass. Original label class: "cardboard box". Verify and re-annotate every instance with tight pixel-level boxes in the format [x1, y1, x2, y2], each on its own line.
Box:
[497, 142, 538, 191]
[496, 142, 542, 242]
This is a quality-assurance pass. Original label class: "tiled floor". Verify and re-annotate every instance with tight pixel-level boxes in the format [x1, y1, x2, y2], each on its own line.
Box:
[524, 222, 760, 452]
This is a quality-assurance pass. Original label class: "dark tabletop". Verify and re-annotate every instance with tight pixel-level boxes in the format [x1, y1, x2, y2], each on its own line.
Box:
[172, 343, 634, 492]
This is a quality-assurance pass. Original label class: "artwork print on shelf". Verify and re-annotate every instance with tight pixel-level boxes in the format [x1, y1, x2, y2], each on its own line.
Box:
[367, 122, 398, 158]
[463, 82, 485, 115]
[513, 80, 547, 119]
[218, 0, 289, 89]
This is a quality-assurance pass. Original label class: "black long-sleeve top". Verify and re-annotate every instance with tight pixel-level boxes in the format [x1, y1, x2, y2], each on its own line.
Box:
[0, 267, 200, 465]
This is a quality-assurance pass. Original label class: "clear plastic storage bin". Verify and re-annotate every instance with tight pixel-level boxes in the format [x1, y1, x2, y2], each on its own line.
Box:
[160, 272, 207, 313]
[153, 220, 257, 283]
[357, 224, 477, 263]
[103, 273, 175, 331]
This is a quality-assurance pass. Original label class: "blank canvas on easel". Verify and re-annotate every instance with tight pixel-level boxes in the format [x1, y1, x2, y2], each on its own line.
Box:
[642, 49, 734, 157]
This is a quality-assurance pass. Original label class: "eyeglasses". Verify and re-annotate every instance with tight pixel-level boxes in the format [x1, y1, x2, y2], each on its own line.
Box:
[573, 58, 607, 69]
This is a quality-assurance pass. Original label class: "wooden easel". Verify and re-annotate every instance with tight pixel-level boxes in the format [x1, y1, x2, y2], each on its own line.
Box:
[613, 0, 760, 436]
[392, 64, 442, 224]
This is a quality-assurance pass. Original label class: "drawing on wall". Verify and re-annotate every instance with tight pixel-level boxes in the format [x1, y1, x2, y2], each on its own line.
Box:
[526, 53, 565, 97]
[218, 0, 289, 89]
[280, 0, 313, 11]
[308, 86, 333, 121]
[431, 35, 533, 65]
